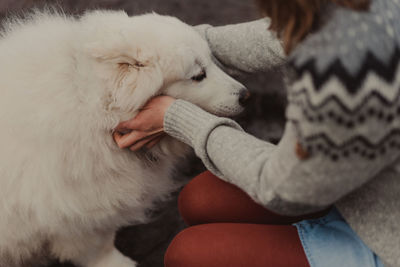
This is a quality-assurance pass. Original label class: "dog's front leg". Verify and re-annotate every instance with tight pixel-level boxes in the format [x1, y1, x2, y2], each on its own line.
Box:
[52, 232, 137, 267]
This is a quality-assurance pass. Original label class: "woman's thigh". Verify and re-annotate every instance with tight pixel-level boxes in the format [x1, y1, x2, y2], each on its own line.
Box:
[179, 171, 328, 226]
[165, 223, 309, 267]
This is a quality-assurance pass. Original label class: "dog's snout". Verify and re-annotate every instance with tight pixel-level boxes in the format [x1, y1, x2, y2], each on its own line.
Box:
[238, 88, 251, 106]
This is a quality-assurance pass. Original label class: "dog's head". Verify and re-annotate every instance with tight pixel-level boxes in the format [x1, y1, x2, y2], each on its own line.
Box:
[83, 11, 248, 121]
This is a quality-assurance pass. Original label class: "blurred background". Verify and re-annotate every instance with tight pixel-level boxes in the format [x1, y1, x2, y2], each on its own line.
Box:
[0, 0, 285, 266]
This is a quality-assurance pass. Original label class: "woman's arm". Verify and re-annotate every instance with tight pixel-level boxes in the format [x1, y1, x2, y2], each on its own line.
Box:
[164, 99, 399, 216]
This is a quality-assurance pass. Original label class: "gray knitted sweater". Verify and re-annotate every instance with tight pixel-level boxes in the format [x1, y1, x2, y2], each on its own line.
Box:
[164, 0, 400, 266]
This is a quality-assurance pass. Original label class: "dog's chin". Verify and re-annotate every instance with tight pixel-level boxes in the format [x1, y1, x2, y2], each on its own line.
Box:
[211, 106, 245, 118]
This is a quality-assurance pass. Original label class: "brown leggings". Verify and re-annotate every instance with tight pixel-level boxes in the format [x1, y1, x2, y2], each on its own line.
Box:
[164, 171, 329, 267]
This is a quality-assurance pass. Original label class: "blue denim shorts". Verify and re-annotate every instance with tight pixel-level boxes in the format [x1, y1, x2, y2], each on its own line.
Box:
[294, 208, 384, 267]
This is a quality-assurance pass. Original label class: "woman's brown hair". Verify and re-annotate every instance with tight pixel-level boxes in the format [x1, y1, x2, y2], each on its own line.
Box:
[256, 0, 370, 54]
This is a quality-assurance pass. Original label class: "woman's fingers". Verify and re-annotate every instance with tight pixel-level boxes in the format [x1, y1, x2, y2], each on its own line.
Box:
[129, 132, 165, 151]
[115, 119, 139, 133]
[113, 131, 124, 147]
[115, 96, 175, 133]
[145, 134, 166, 149]
[114, 129, 163, 148]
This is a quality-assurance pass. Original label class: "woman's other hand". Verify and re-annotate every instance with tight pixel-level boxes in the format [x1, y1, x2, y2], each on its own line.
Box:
[113, 96, 176, 151]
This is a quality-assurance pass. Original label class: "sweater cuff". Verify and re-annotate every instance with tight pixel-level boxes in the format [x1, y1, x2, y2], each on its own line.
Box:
[206, 18, 286, 74]
[194, 24, 238, 76]
[164, 99, 243, 176]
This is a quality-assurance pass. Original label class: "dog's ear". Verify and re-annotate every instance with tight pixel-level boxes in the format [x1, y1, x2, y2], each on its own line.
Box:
[82, 10, 152, 67]
[86, 41, 151, 67]
[86, 41, 163, 113]
[81, 10, 165, 113]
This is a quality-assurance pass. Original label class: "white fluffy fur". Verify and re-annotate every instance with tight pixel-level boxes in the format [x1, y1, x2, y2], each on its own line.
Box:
[0, 10, 245, 267]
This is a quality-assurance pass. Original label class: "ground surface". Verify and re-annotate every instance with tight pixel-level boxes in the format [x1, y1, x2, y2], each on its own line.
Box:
[0, 1, 286, 266]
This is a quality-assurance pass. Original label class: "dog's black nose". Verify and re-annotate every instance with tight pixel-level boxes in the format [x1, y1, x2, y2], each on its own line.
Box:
[239, 88, 251, 106]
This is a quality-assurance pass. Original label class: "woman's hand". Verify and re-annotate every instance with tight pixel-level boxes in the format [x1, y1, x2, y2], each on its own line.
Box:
[113, 96, 176, 151]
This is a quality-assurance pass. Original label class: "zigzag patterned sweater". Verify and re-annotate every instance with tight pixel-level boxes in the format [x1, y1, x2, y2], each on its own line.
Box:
[164, 0, 400, 266]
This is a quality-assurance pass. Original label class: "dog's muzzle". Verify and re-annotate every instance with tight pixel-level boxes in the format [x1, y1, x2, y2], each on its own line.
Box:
[238, 88, 251, 107]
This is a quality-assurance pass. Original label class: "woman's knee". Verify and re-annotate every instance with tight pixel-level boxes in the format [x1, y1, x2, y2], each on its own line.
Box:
[178, 171, 220, 225]
[179, 171, 332, 226]
[164, 226, 204, 267]
[165, 224, 239, 267]
[165, 223, 310, 267]
[178, 171, 276, 225]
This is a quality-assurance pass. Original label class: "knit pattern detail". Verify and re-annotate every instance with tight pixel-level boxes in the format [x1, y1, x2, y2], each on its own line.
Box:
[287, 0, 400, 163]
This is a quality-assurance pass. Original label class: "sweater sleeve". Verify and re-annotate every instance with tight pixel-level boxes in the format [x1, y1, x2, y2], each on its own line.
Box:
[195, 18, 286, 74]
[164, 96, 400, 216]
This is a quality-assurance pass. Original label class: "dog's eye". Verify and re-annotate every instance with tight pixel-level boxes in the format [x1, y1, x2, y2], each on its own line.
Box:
[191, 70, 206, 82]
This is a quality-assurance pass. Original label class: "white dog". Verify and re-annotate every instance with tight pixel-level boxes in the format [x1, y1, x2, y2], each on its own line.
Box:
[0, 9, 246, 267]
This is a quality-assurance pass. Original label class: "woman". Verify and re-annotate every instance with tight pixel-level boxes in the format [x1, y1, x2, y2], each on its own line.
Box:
[114, 0, 400, 266]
